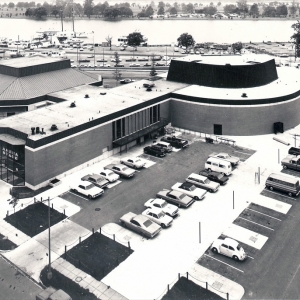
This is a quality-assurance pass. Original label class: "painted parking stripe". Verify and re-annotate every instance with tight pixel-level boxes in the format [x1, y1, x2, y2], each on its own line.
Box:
[246, 208, 282, 221]
[172, 148, 181, 152]
[233, 150, 252, 155]
[238, 217, 274, 231]
[264, 188, 296, 200]
[69, 191, 90, 201]
[247, 255, 254, 260]
[223, 224, 268, 250]
[204, 254, 244, 273]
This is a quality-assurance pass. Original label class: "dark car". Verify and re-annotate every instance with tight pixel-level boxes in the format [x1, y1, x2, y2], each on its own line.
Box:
[288, 147, 300, 156]
[143, 82, 155, 88]
[160, 136, 189, 148]
[114, 64, 125, 67]
[120, 78, 135, 84]
[199, 169, 229, 185]
[144, 146, 166, 157]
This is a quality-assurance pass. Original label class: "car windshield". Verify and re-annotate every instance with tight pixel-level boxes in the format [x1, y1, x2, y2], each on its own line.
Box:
[237, 244, 242, 250]
[157, 212, 165, 218]
[86, 183, 94, 190]
[96, 178, 102, 183]
[189, 185, 196, 191]
[143, 219, 152, 227]
[217, 174, 223, 179]
[161, 201, 167, 208]
[108, 172, 114, 176]
[178, 194, 185, 199]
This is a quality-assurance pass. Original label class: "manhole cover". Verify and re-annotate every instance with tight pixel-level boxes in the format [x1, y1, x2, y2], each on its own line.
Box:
[212, 281, 223, 290]
[95, 208, 101, 211]
[249, 236, 258, 243]
[75, 276, 82, 282]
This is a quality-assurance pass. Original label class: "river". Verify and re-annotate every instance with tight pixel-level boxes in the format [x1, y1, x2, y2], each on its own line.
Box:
[0, 18, 296, 45]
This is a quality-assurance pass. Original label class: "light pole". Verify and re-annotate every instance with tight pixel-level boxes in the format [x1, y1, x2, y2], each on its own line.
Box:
[92, 31, 95, 69]
[102, 47, 104, 67]
[60, 9, 63, 32]
[47, 196, 52, 280]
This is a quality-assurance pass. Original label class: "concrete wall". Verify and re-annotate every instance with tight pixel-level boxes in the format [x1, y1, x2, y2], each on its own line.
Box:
[170, 96, 300, 136]
[25, 123, 112, 187]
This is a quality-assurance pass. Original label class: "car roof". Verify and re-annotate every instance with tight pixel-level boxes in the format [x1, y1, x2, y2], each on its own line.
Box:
[170, 190, 184, 197]
[181, 181, 194, 188]
[134, 214, 151, 223]
[224, 238, 239, 247]
[89, 174, 102, 179]
[147, 207, 162, 214]
[188, 173, 206, 180]
[80, 181, 92, 187]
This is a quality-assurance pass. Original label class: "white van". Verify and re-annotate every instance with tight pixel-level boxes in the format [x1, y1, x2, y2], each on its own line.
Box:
[205, 157, 232, 176]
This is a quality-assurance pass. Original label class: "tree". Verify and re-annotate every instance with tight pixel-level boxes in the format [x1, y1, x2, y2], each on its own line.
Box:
[232, 41, 243, 53]
[33, 6, 47, 18]
[170, 7, 177, 14]
[217, 2, 221, 6]
[249, 3, 259, 16]
[8, 2, 14, 8]
[203, 5, 217, 15]
[150, 54, 157, 77]
[84, 0, 94, 18]
[157, 6, 164, 14]
[127, 31, 145, 47]
[186, 3, 194, 13]
[25, 7, 34, 16]
[236, 0, 248, 15]
[119, 6, 133, 17]
[51, 5, 60, 17]
[289, 1, 298, 15]
[291, 20, 300, 61]
[158, 1, 165, 8]
[106, 35, 112, 50]
[177, 33, 195, 50]
[224, 4, 237, 14]
[263, 6, 276, 17]
[103, 6, 119, 18]
[113, 51, 122, 85]
[145, 5, 154, 16]
[276, 4, 287, 16]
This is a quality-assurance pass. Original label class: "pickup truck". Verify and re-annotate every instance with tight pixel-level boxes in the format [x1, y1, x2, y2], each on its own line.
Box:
[104, 164, 136, 178]
[288, 147, 300, 156]
[208, 152, 240, 166]
[281, 154, 300, 171]
[81, 174, 109, 189]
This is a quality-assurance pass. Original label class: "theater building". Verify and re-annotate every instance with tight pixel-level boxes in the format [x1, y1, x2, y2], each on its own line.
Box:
[0, 54, 299, 189]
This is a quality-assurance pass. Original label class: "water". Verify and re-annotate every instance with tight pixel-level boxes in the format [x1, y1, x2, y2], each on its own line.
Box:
[0, 18, 296, 45]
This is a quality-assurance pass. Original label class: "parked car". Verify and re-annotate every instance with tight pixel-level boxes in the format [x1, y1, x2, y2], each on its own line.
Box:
[120, 212, 162, 238]
[143, 82, 155, 88]
[120, 157, 146, 169]
[211, 237, 247, 261]
[209, 152, 240, 167]
[81, 173, 109, 189]
[160, 135, 189, 148]
[142, 207, 173, 228]
[99, 169, 120, 183]
[288, 147, 300, 156]
[104, 164, 135, 178]
[156, 189, 194, 208]
[143, 145, 166, 157]
[171, 182, 207, 200]
[111, 58, 122, 62]
[198, 169, 229, 185]
[281, 155, 300, 171]
[144, 62, 151, 67]
[120, 78, 135, 84]
[70, 181, 104, 199]
[153, 141, 173, 153]
[155, 62, 165, 66]
[185, 173, 220, 192]
[144, 198, 179, 218]
[129, 63, 141, 67]
[114, 64, 125, 67]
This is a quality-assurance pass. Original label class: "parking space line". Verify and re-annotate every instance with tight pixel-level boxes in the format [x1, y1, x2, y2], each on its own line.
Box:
[69, 191, 89, 201]
[238, 217, 274, 231]
[246, 208, 282, 221]
[204, 254, 244, 273]
[264, 189, 296, 200]
[233, 150, 252, 155]
[247, 255, 254, 259]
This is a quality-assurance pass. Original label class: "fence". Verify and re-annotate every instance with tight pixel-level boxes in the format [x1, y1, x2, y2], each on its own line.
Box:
[154, 272, 230, 300]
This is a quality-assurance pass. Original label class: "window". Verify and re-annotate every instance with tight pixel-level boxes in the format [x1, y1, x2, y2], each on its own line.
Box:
[221, 244, 228, 248]
[229, 246, 234, 250]
[206, 161, 211, 165]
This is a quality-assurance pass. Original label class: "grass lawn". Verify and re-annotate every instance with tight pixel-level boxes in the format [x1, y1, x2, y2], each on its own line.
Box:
[64, 232, 133, 281]
[0, 232, 17, 250]
[40, 267, 98, 300]
[162, 277, 224, 300]
[4, 202, 67, 237]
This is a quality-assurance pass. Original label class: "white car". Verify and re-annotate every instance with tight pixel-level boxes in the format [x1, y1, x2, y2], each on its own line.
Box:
[120, 157, 146, 169]
[211, 237, 247, 261]
[70, 181, 104, 199]
[99, 169, 120, 183]
[171, 182, 207, 200]
[129, 63, 141, 67]
[111, 58, 122, 62]
[142, 207, 173, 228]
[144, 198, 179, 218]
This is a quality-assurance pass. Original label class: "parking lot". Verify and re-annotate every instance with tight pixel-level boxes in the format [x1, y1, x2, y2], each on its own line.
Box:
[59, 136, 253, 231]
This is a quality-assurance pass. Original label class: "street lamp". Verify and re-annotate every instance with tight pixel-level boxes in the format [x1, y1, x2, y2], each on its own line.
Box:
[165, 45, 168, 66]
[47, 196, 52, 280]
[60, 9, 63, 32]
[92, 31, 95, 69]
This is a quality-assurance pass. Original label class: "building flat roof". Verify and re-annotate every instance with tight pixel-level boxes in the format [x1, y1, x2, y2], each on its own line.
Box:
[0, 56, 66, 68]
[172, 66, 300, 103]
[173, 54, 271, 66]
[0, 78, 187, 142]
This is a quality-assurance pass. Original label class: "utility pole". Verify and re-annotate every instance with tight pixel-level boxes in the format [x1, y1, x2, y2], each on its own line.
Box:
[47, 196, 52, 280]
[289, 133, 300, 147]
[60, 9, 63, 32]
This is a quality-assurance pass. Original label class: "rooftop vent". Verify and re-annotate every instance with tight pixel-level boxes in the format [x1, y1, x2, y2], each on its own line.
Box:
[31, 127, 35, 135]
[84, 94, 89, 98]
[146, 87, 152, 92]
[50, 124, 58, 131]
[70, 102, 76, 108]
[100, 92, 106, 95]
[225, 63, 231, 66]
[241, 93, 248, 98]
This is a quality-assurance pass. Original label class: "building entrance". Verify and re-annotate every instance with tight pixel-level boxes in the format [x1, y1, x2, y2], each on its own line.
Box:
[0, 140, 25, 186]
